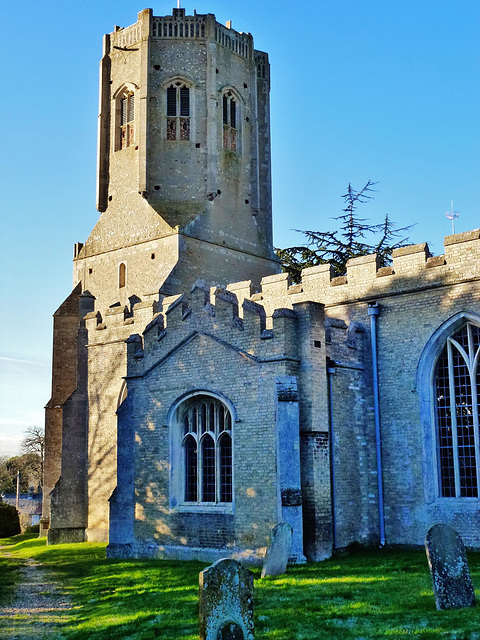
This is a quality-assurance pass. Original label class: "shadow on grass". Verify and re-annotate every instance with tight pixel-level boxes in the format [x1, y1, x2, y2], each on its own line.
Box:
[254, 548, 480, 640]
[2, 542, 480, 639]
[0, 532, 39, 546]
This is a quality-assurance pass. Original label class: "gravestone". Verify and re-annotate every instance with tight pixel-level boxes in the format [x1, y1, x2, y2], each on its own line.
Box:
[425, 523, 475, 610]
[199, 559, 254, 640]
[261, 522, 293, 578]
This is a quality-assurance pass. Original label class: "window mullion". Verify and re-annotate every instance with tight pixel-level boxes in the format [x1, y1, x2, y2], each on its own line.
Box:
[468, 323, 474, 370]
[447, 340, 461, 497]
[469, 330, 480, 496]
[215, 435, 220, 503]
[176, 88, 180, 139]
[470, 373, 480, 496]
[214, 409, 218, 503]
[197, 434, 202, 503]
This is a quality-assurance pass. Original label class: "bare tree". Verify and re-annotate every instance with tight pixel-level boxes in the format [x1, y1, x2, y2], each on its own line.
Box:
[21, 426, 45, 490]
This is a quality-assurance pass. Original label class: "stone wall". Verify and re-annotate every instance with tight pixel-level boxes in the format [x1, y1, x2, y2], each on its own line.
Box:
[108, 285, 307, 562]
[246, 231, 480, 548]
[45, 4, 480, 559]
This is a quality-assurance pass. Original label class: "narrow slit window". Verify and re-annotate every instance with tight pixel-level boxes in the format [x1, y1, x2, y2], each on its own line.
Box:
[118, 263, 126, 288]
[222, 91, 238, 151]
[119, 92, 135, 149]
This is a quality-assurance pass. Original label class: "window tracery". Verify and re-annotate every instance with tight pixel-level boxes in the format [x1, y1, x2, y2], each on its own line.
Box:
[181, 397, 233, 504]
[435, 321, 480, 497]
[166, 81, 190, 140]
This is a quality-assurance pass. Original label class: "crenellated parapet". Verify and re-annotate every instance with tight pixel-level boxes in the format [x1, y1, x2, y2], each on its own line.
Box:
[248, 231, 480, 314]
[83, 231, 480, 367]
[84, 300, 159, 347]
[124, 282, 301, 380]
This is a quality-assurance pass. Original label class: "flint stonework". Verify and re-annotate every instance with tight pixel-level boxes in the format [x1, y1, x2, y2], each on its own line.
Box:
[261, 522, 293, 578]
[425, 524, 475, 610]
[43, 3, 480, 568]
[199, 559, 254, 640]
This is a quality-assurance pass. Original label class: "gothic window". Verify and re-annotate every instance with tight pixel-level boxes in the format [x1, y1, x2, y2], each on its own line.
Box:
[222, 91, 237, 150]
[434, 322, 480, 497]
[181, 397, 233, 504]
[166, 82, 190, 141]
[119, 91, 135, 149]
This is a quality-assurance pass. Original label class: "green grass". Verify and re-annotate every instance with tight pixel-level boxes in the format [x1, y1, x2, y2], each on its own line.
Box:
[1, 538, 480, 639]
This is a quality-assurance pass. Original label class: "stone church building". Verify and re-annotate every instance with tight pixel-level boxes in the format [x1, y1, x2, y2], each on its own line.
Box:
[42, 8, 480, 563]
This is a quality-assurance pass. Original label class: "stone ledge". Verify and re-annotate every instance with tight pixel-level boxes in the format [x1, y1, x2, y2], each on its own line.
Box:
[392, 242, 429, 258]
[444, 229, 480, 246]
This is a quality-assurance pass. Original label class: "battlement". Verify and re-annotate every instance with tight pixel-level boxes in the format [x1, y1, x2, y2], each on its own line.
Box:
[111, 8, 252, 59]
[111, 283, 299, 379]
[152, 10, 207, 41]
[83, 231, 480, 353]
[84, 299, 159, 347]
[251, 231, 480, 314]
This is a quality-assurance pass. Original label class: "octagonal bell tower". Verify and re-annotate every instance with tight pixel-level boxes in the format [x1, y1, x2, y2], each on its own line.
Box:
[74, 7, 279, 310]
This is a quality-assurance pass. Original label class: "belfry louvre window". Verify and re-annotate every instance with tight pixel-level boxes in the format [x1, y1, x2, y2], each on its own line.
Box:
[166, 82, 190, 140]
[435, 322, 480, 497]
[181, 397, 233, 503]
[120, 92, 134, 148]
[222, 92, 237, 150]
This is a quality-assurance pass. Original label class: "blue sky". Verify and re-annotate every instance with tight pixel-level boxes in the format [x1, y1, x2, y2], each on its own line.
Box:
[0, 1, 479, 457]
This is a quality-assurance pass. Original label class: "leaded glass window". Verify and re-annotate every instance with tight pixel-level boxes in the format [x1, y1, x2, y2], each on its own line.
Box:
[434, 322, 480, 497]
[166, 82, 190, 140]
[181, 397, 233, 504]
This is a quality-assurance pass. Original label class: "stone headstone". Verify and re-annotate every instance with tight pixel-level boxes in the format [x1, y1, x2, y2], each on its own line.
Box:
[199, 559, 254, 640]
[261, 522, 293, 578]
[425, 524, 475, 610]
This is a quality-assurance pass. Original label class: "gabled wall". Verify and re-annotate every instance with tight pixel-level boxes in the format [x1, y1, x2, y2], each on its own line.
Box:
[108, 285, 309, 562]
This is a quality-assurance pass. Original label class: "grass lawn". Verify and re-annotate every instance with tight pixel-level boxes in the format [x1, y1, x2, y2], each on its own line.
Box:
[1, 536, 479, 639]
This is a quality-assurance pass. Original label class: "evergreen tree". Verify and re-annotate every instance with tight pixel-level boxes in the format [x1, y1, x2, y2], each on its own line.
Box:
[275, 181, 413, 283]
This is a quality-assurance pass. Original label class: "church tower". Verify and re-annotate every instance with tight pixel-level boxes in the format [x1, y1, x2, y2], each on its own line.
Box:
[43, 8, 279, 544]
[74, 7, 279, 309]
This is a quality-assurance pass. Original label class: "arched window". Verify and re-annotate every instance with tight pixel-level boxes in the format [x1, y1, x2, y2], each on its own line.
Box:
[120, 90, 135, 149]
[434, 321, 480, 497]
[222, 90, 237, 150]
[181, 396, 233, 504]
[118, 262, 126, 288]
[166, 81, 190, 140]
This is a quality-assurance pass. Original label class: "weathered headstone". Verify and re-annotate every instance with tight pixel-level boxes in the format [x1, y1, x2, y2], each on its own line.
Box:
[425, 523, 475, 610]
[199, 559, 254, 640]
[261, 522, 293, 578]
